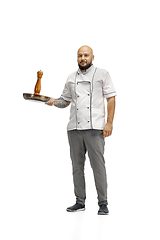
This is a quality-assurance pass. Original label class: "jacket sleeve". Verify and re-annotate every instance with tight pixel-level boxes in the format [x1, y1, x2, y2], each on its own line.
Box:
[60, 78, 72, 101]
[102, 71, 117, 98]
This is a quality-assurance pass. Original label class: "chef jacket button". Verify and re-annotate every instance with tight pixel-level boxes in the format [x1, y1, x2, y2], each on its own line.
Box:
[88, 94, 90, 96]
[77, 108, 78, 110]
[78, 122, 80, 124]
[87, 107, 89, 109]
[88, 120, 90, 122]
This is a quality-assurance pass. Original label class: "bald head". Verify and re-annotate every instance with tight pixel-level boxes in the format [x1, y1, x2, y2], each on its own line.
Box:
[78, 45, 93, 56]
[77, 45, 94, 72]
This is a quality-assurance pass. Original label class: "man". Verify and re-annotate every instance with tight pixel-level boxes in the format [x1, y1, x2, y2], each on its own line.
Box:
[46, 45, 116, 215]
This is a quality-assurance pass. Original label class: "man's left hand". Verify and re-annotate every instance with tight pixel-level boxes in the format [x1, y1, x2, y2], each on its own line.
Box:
[103, 123, 113, 138]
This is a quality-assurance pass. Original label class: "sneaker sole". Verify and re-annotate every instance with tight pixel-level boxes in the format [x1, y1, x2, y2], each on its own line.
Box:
[67, 208, 85, 212]
[98, 211, 109, 215]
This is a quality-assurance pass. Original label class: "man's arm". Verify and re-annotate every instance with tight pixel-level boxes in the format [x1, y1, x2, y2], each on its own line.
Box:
[103, 96, 116, 138]
[46, 97, 70, 108]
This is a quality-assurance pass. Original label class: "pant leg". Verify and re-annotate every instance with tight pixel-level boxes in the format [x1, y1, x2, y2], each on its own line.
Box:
[67, 130, 86, 205]
[83, 130, 108, 206]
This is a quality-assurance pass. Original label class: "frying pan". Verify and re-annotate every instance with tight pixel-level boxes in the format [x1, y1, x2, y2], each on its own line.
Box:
[23, 93, 50, 103]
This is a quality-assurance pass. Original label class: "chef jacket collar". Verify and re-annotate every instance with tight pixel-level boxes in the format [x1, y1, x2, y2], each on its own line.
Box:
[77, 64, 94, 75]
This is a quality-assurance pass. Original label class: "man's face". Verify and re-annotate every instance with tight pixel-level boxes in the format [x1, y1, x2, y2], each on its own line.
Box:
[77, 47, 94, 71]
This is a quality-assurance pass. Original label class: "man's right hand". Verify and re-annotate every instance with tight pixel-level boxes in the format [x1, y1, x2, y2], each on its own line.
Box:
[45, 97, 55, 106]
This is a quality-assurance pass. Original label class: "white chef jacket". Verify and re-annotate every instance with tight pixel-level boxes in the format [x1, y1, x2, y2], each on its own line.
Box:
[61, 65, 116, 130]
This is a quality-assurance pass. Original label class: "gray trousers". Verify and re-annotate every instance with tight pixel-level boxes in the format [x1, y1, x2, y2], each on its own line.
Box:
[67, 129, 108, 206]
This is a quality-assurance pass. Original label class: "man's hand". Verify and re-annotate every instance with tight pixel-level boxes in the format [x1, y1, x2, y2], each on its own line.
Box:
[45, 97, 55, 106]
[103, 122, 113, 138]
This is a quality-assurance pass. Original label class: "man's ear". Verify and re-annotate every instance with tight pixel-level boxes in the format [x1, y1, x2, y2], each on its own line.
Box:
[92, 55, 95, 61]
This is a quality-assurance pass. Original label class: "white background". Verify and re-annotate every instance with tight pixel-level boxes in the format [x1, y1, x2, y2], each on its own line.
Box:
[0, 0, 160, 239]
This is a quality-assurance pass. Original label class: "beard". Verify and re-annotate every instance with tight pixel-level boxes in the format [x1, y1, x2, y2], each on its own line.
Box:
[78, 61, 92, 71]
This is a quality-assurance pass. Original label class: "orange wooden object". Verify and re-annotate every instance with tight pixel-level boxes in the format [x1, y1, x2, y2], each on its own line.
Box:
[34, 70, 43, 95]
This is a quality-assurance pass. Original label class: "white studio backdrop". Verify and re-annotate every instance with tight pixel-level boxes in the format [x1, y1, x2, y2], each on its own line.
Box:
[0, 0, 160, 240]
